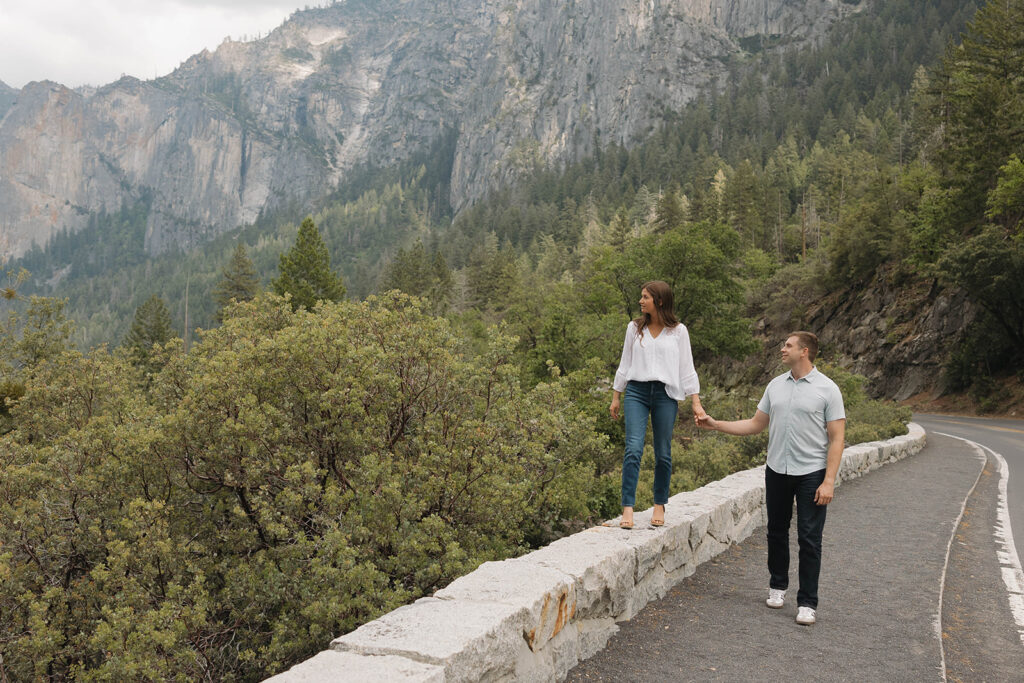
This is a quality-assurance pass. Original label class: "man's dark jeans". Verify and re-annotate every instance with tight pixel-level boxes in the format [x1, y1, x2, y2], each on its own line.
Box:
[765, 465, 827, 609]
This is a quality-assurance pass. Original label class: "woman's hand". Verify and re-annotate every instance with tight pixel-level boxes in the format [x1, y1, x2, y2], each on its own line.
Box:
[610, 395, 621, 420]
[690, 394, 707, 421]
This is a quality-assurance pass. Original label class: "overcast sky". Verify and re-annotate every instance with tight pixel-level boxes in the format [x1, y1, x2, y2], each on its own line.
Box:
[0, 1, 313, 89]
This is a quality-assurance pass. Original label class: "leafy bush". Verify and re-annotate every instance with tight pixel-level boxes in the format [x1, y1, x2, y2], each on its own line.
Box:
[0, 379, 24, 435]
[845, 400, 912, 444]
[0, 293, 910, 681]
[0, 293, 613, 680]
[817, 361, 868, 409]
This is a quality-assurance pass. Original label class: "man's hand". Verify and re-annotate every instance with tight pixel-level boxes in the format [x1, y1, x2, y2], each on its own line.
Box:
[814, 481, 835, 505]
[695, 413, 717, 430]
[695, 410, 767, 436]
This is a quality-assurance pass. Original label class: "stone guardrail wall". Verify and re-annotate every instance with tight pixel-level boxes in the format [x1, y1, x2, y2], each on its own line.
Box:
[268, 423, 927, 682]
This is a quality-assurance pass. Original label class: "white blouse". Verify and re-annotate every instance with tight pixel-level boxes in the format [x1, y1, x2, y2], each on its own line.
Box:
[613, 320, 700, 400]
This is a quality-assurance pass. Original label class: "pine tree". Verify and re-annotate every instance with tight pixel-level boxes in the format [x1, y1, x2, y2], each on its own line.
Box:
[271, 216, 346, 310]
[723, 160, 765, 248]
[380, 240, 453, 312]
[213, 243, 259, 321]
[124, 294, 175, 369]
[653, 191, 687, 233]
[381, 241, 433, 296]
[929, 0, 1024, 235]
[430, 250, 454, 310]
[466, 233, 520, 312]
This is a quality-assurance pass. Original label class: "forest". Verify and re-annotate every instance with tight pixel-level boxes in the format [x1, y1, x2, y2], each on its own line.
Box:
[2, 0, 1022, 678]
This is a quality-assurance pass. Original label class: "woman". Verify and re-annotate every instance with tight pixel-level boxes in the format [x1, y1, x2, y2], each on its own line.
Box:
[610, 281, 704, 529]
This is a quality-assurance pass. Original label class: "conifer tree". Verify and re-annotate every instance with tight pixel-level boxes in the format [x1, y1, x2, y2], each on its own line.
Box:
[466, 233, 519, 312]
[723, 160, 765, 248]
[381, 241, 433, 296]
[380, 241, 452, 312]
[653, 191, 687, 234]
[929, 0, 1024, 234]
[271, 216, 346, 310]
[124, 294, 175, 369]
[213, 243, 259, 321]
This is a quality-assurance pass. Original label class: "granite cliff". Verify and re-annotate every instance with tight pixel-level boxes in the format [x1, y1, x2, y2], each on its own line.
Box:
[796, 280, 975, 401]
[0, 81, 16, 120]
[0, 0, 860, 261]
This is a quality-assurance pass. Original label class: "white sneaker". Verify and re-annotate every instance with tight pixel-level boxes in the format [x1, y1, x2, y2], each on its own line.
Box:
[796, 606, 816, 625]
[766, 588, 785, 609]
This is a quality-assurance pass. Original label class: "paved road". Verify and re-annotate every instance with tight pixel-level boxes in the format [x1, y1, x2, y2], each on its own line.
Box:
[568, 429, 1024, 681]
[913, 413, 1024, 562]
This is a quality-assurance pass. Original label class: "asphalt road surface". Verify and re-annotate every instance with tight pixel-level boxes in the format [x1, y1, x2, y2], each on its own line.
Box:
[567, 425, 1024, 681]
[913, 413, 1024, 563]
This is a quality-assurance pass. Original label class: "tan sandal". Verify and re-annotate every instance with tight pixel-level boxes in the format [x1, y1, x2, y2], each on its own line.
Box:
[619, 508, 635, 529]
[651, 505, 665, 527]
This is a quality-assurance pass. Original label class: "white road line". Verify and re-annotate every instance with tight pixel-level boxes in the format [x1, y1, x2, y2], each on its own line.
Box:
[932, 433, 986, 682]
[935, 432, 1024, 647]
[988, 447, 1024, 646]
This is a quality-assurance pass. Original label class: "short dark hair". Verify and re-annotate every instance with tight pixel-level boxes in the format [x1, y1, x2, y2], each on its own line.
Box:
[789, 331, 819, 362]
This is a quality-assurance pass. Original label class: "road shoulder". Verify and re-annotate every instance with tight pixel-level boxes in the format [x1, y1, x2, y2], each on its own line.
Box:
[942, 449, 1024, 681]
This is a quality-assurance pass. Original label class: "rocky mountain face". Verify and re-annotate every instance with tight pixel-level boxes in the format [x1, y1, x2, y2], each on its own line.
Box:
[0, 0, 859, 261]
[753, 274, 978, 401]
[808, 279, 977, 401]
[0, 81, 16, 119]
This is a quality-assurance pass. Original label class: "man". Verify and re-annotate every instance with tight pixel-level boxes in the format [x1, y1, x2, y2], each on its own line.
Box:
[696, 331, 845, 625]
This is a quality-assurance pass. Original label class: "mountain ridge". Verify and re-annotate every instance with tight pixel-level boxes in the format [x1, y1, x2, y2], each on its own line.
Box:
[0, 79, 16, 119]
[0, 0, 860, 263]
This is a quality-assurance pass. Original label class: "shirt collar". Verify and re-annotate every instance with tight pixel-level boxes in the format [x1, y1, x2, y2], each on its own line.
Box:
[786, 366, 819, 383]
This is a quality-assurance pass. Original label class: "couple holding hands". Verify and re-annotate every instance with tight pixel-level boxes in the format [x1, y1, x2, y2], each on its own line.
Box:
[609, 281, 846, 626]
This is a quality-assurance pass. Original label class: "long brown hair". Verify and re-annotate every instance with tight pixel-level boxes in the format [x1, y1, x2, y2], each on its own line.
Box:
[633, 280, 679, 341]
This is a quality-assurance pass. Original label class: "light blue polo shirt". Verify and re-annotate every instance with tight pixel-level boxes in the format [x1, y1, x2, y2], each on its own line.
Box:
[757, 367, 846, 475]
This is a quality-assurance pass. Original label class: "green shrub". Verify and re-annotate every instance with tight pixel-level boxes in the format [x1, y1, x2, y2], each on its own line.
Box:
[0, 291, 911, 680]
[0, 379, 25, 434]
[845, 399, 912, 444]
[0, 293, 613, 680]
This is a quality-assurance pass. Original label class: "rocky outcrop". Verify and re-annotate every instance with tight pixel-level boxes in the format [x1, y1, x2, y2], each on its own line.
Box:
[808, 279, 977, 401]
[756, 274, 978, 401]
[0, 81, 16, 119]
[0, 0, 860, 261]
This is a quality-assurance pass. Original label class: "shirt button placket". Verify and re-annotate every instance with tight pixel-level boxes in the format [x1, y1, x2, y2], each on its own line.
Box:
[783, 380, 795, 474]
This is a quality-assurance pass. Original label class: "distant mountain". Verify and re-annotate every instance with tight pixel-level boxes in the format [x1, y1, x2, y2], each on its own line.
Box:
[0, 80, 16, 119]
[0, 0, 858, 262]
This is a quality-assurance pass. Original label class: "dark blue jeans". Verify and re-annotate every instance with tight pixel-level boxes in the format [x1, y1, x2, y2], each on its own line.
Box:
[621, 380, 678, 507]
[765, 465, 828, 609]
